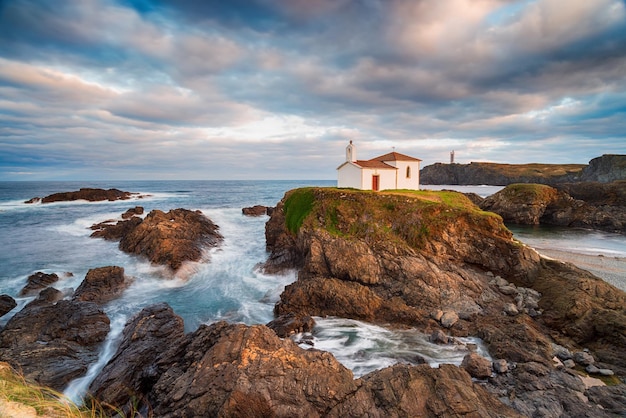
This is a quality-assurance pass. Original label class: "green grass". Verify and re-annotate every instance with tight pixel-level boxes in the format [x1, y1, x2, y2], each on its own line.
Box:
[283, 187, 511, 249]
[283, 188, 316, 234]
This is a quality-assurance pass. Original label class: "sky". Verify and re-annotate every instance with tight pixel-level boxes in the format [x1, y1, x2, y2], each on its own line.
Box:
[1, 0, 625, 181]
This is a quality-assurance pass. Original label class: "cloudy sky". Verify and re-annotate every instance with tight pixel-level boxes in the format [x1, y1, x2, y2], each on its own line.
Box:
[1, 0, 625, 180]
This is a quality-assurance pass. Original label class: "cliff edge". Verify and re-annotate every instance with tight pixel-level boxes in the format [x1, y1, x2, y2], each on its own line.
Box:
[420, 154, 625, 185]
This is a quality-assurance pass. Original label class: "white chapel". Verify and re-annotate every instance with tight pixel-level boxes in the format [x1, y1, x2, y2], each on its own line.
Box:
[337, 141, 422, 191]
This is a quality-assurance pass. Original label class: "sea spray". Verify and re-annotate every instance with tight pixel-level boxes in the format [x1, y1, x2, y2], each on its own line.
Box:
[64, 315, 127, 404]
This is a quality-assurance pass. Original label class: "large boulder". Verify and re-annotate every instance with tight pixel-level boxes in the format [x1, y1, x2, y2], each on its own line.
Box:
[91, 208, 223, 272]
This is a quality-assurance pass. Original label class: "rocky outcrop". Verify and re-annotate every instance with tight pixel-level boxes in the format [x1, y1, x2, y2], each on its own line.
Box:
[0, 295, 16, 318]
[91, 303, 522, 418]
[480, 183, 626, 234]
[420, 154, 626, 185]
[19, 271, 60, 296]
[263, 187, 626, 417]
[0, 266, 132, 390]
[242, 205, 274, 216]
[0, 288, 110, 390]
[420, 162, 585, 185]
[580, 154, 626, 182]
[73, 266, 131, 305]
[91, 208, 223, 272]
[25, 188, 140, 204]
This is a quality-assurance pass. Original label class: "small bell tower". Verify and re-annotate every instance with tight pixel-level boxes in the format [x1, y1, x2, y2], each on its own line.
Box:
[346, 140, 357, 162]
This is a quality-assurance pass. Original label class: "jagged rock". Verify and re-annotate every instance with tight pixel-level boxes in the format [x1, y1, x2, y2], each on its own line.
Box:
[91, 216, 142, 240]
[480, 182, 626, 234]
[461, 352, 492, 379]
[0, 295, 16, 318]
[73, 266, 131, 305]
[121, 206, 144, 219]
[92, 208, 223, 271]
[91, 305, 521, 418]
[0, 289, 110, 390]
[89, 303, 186, 412]
[19, 271, 60, 296]
[25, 188, 137, 204]
[329, 364, 523, 418]
[580, 154, 626, 182]
[266, 313, 315, 337]
[262, 187, 626, 416]
[242, 205, 272, 216]
[586, 384, 626, 416]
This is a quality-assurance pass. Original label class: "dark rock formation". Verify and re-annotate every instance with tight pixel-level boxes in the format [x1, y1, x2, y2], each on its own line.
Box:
[480, 183, 626, 234]
[420, 154, 625, 185]
[0, 289, 110, 390]
[0, 266, 132, 390]
[121, 206, 144, 219]
[91, 303, 521, 418]
[0, 294, 16, 318]
[580, 154, 626, 182]
[73, 266, 131, 305]
[420, 162, 585, 185]
[242, 205, 274, 216]
[91, 208, 223, 271]
[25, 188, 138, 204]
[266, 313, 315, 337]
[262, 187, 626, 416]
[19, 271, 59, 296]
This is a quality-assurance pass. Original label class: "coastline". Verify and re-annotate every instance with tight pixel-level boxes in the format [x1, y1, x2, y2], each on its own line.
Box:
[529, 246, 626, 292]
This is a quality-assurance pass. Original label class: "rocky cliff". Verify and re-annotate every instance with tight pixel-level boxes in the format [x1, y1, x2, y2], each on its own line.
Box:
[263, 187, 626, 417]
[420, 154, 625, 185]
[479, 182, 626, 234]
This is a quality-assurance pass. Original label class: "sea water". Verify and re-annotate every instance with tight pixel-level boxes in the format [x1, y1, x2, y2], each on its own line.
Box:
[0, 181, 624, 402]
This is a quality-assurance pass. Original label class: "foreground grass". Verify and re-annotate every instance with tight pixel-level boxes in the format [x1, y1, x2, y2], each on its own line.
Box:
[0, 362, 125, 418]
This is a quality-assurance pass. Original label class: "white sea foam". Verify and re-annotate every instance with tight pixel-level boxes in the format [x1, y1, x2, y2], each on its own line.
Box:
[298, 317, 491, 378]
[64, 315, 128, 405]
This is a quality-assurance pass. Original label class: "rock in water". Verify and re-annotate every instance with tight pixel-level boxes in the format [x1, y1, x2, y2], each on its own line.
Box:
[25, 188, 137, 204]
[19, 272, 60, 296]
[0, 291, 110, 390]
[0, 295, 16, 318]
[73, 266, 131, 305]
[92, 208, 223, 272]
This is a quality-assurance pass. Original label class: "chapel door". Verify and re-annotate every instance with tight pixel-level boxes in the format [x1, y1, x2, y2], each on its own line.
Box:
[372, 175, 380, 191]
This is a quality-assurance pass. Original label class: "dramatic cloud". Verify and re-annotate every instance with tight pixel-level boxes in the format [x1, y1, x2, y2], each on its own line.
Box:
[0, 0, 625, 180]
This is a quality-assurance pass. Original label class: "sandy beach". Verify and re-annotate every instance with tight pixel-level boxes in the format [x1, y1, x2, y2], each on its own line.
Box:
[530, 247, 626, 292]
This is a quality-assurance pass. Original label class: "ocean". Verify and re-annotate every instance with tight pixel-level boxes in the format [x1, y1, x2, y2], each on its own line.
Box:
[0, 181, 624, 402]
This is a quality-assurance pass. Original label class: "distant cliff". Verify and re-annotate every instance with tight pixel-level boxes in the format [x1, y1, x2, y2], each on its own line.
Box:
[420, 154, 625, 185]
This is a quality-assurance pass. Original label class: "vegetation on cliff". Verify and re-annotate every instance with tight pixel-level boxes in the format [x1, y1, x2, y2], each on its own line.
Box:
[420, 154, 626, 185]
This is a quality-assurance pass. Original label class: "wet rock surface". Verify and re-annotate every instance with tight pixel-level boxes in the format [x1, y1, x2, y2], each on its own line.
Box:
[263, 187, 626, 417]
[91, 208, 223, 272]
[25, 188, 140, 204]
[0, 295, 17, 318]
[480, 182, 626, 234]
[19, 271, 60, 296]
[242, 205, 274, 216]
[73, 266, 131, 305]
[90, 303, 522, 418]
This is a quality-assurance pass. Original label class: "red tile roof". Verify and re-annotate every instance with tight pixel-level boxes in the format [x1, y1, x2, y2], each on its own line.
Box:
[354, 160, 397, 169]
[372, 152, 422, 162]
